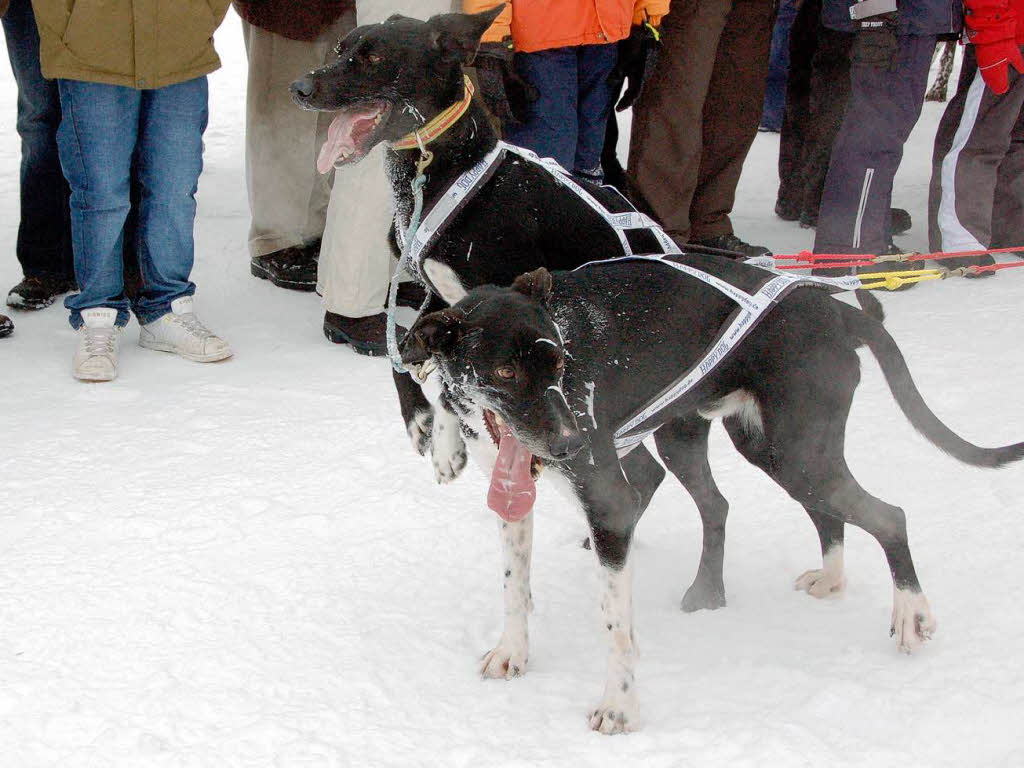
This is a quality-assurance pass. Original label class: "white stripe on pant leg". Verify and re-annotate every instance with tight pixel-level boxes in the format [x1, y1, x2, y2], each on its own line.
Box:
[852, 168, 874, 249]
[938, 68, 988, 253]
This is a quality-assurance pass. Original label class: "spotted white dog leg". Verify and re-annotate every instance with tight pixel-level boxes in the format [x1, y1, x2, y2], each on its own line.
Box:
[407, 406, 433, 456]
[431, 402, 467, 484]
[481, 514, 533, 679]
[794, 545, 847, 598]
[589, 558, 640, 734]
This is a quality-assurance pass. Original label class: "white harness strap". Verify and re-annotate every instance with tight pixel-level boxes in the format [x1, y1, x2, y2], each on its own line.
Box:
[576, 255, 862, 454]
[402, 141, 681, 285]
[396, 141, 863, 453]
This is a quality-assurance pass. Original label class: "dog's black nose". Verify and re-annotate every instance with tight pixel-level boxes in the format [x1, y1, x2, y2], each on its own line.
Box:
[290, 77, 316, 99]
[549, 432, 585, 461]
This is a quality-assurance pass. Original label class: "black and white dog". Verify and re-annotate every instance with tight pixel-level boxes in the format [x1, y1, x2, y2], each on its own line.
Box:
[401, 261, 1024, 732]
[290, 8, 684, 517]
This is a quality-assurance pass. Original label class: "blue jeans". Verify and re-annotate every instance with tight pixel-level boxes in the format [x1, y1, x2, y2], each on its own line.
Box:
[2, 0, 73, 280]
[505, 44, 619, 181]
[57, 77, 208, 328]
[760, 0, 798, 132]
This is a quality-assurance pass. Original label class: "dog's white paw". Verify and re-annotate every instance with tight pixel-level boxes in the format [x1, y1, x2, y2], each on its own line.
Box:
[431, 412, 467, 484]
[407, 407, 433, 456]
[588, 690, 640, 735]
[890, 587, 937, 653]
[794, 568, 846, 598]
[480, 639, 528, 680]
[794, 546, 845, 599]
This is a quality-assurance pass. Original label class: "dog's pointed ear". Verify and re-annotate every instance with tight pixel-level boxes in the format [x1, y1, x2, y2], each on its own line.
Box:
[427, 5, 506, 65]
[401, 308, 466, 365]
[511, 268, 553, 305]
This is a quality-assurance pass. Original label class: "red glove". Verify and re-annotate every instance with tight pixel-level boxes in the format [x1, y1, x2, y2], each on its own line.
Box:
[965, 2, 1024, 94]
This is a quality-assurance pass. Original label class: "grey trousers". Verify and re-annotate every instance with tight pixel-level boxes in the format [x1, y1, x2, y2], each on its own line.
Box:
[929, 44, 1024, 253]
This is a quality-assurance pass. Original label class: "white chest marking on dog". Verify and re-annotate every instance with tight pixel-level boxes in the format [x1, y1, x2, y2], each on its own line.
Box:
[591, 558, 639, 733]
[423, 258, 467, 304]
[697, 389, 764, 436]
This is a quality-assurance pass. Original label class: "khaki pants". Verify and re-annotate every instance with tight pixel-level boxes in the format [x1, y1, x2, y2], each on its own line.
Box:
[242, 20, 344, 259]
[317, 0, 456, 318]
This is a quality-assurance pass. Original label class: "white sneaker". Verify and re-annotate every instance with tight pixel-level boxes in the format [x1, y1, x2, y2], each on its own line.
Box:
[139, 296, 233, 363]
[73, 307, 121, 382]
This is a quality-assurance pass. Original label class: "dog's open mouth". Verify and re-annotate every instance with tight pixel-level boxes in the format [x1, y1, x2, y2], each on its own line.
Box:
[483, 409, 543, 523]
[316, 101, 392, 173]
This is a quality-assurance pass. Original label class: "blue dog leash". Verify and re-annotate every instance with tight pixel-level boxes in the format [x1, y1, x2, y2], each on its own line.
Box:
[386, 143, 434, 374]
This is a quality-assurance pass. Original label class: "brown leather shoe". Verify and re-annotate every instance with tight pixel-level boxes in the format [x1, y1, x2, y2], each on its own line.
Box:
[7, 274, 77, 310]
[323, 311, 405, 357]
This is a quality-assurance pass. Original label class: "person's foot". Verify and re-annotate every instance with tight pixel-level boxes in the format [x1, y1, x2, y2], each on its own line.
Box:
[396, 280, 428, 308]
[139, 296, 233, 362]
[941, 253, 996, 278]
[855, 241, 927, 291]
[7, 274, 77, 310]
[890, 207, 912, 236]
[73, 307, 121, 381]
[690, 233, 773, 259]
[250, 240, 319, 292]
[775, 198, 800, 222]
[0, 314, 12, 338]
[324, 311, 406, 357]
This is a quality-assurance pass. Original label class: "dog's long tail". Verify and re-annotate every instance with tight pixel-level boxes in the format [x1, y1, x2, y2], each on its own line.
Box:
[841, 302, 1024, 468]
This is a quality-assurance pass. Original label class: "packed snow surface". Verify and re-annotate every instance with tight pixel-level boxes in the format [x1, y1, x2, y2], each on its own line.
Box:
[2, 13, 1022, 767]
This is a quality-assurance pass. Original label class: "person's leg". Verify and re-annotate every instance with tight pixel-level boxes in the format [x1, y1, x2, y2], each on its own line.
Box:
[242, 20, 335, 262]
[317, 0, 454, 353]
[129, 78, 210, 325]
[504, 48, 580, 170]
[573, 43, 619, 182]
[2, 0, 75, 301]
[57, 80, 139, 329]
[776, 0, 818, 218]
[931, 45, 1024, 258]
[799, 25, 852, 224]
[813, 35, 935, 255]
[991, 73, 1024, 252]
[132, 77, 231, 362]
[688, 0, 775, 244]
[760, 0, 798, 132]
[627, 0, 732, 243]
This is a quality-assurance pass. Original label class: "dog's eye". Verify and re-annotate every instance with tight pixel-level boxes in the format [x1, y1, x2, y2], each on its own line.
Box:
[366, 52, 383, 65]
[496, 366, 516, 380]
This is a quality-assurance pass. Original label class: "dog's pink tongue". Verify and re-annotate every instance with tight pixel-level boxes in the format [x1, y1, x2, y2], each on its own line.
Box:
[487, 424, 536, 523]
[316, 112, 357, 174]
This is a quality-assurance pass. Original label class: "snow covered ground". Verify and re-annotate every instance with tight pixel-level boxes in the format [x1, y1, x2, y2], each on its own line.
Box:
[2, 13, 1023, 767]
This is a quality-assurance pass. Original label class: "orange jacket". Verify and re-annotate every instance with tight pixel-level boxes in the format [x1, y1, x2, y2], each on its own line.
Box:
[463, 0, 670, 53]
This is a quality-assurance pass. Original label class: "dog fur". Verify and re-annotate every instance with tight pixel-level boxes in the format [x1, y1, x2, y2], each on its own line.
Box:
[401, 261, 1024, 732]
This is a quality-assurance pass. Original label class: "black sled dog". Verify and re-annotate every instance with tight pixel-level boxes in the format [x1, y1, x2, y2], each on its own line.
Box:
[290, 7, 686, 507]
[401, 262, 1024, 732]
